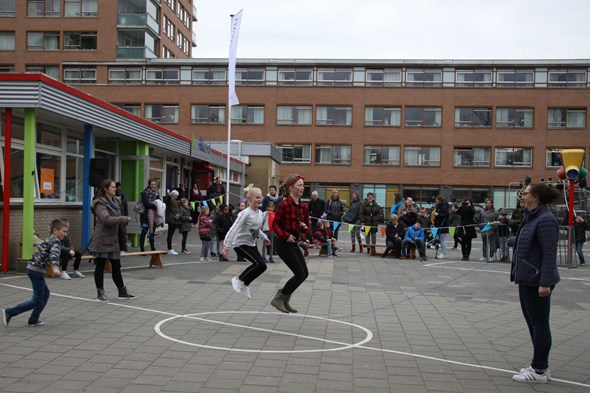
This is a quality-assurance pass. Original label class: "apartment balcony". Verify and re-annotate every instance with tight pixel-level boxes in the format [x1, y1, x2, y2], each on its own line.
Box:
[118, 13, 160, 35]
[192, 4, 197, 21]
[192, 31, 197, 47]
[117, 46, 157, 59]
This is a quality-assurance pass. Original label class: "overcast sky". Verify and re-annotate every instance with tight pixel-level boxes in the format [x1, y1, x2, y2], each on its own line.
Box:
[193, 0, 590, 60]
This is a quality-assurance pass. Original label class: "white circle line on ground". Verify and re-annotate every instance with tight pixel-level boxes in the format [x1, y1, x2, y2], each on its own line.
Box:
[154, 311, 374, 354]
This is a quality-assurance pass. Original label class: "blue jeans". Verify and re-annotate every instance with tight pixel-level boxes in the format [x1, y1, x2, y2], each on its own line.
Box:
[575, 241, 585, 264]
[6, 269, 50, 325]
[518, 284, 553, 370]
[438, 233, 447, 255]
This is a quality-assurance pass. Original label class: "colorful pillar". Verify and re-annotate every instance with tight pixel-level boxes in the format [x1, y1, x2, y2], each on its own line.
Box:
[21, 108, 36, 259]
[82, 124, 93, 250]
[2, 108, 12, 271]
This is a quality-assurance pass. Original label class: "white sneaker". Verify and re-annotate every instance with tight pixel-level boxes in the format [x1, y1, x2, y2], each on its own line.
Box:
[231, 276, 244, 294]
[71, 271, 85, 278]
[60, 272, 71, 280]
[241, 285, 252, 299]
[512, 369, 548, 383]
[199, 257, 205, 262]
[479, 257, 487, 261]
[167, 249, 178, 255]
[436, 254, 446, 260]
[519, 366, 551, 380]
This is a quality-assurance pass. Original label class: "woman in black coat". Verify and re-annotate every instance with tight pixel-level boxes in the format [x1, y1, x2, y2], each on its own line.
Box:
[457, 198, 477, 260]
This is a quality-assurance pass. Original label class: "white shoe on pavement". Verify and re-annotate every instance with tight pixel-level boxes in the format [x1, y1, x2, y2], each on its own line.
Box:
[60, 272, 71, 280]
[231, 276, 244, 295]
[71, 270, 85, 278]
[167, 249, 178, 255]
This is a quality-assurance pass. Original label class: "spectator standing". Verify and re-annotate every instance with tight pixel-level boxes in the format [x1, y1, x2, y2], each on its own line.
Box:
[497, 209, 510, 262]
[480, 199, 500, 261]
[3, 219, 66, 327]
[450, 202, 461, 249]
[509, 199, 526, 236]
[389, 192, 403, 216]
[574, 214, 589, 265]
[324, 189, 345, 240]
[510, 183, 561, 384]
[361, 192, 383, 251]
[164, 190, 181, 255]
[261, 185, 282, 212]
[308, 191, 325, 230]
[197, 205, 212, 262]
[175, 183, 188, 199]
[208, 176, 226, 199]
[432, 195, 450, 259]
[115, 182, 128, 217]
[178, 198, 192, 255]
[261, 201, 276, 263]
[209, 204, 220, 257]
[91, 179, 135, 301]
[456, 199, 477, 261]
[215, 204, 233, 261]
[346, 191, 363, 253]
[398, 197, 418, 229]
[139, 179, 161, 252]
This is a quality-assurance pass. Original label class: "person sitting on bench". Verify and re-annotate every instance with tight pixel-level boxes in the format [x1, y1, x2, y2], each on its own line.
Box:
[401, 222, 427, 262]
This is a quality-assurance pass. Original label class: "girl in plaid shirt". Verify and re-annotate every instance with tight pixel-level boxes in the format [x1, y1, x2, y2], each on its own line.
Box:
[270, 175, 310, 313]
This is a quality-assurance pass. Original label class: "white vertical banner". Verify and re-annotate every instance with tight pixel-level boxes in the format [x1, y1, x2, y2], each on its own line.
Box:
[228, 10, 243, 107]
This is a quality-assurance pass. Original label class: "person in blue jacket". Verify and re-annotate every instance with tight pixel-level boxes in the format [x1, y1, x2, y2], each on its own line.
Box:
[510, 183, 561, 384]
[401, 221, 427, 261]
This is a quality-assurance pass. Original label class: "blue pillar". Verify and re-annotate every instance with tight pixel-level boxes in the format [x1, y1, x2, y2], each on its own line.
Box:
[82, 124, 93, 250]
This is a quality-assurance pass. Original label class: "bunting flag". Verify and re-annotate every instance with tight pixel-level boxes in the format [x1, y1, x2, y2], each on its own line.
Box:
[211, 198, 217, 206]
[365, 226, 372, 237]
[481, 223, 491, 232]
[190, 202, 196, 210]
[228, 10, 243, 107]
[332, 221, 340, 232]
[347, 224, 355, 233]
[380, 227, 386, 237]
[219, 195, 223, 204]
[449, 227, 456, 237]
[431, 228, 439, 238]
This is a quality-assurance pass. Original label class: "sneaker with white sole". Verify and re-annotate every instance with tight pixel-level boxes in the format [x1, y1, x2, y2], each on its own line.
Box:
[2, 309, 11, 327]
[519, 366, 551, 380]
[512, 369, 548, 383]
[241, 285, 252, 299]
[181, 249, 191, 255]
[71, 271, 85, 278]
[231, 276, 244, 295]
[167, 249, 178, 255]
[28, 320, 44, 327]
[60, 272, 72, 280]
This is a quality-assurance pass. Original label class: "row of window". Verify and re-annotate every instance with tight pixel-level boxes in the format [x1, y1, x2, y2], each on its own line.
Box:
[277, 145, 567, 169]
[114, 103, 587, 130]
[0, 0, 99, 18]
[105, 66, 590, 88]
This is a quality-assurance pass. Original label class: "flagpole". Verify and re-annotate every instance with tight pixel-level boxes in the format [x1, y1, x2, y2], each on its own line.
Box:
[227, 10, 243, 205]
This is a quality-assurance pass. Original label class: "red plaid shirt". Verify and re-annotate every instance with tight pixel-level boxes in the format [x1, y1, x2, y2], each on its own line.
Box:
[272, 196, 310, 241]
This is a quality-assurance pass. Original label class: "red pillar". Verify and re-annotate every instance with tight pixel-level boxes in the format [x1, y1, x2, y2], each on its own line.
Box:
[2, 108, 12, 272]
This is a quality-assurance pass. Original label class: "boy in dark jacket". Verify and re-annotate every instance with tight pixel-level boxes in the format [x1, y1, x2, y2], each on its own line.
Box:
[3, 219, 66, 327]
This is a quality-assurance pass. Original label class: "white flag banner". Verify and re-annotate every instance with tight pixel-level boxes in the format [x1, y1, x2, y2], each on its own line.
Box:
[228, 10, 243, 107]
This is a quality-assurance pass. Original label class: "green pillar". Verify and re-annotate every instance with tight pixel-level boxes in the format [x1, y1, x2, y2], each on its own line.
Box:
[119, 141, 150, 247]
[21, 108, 36, 259]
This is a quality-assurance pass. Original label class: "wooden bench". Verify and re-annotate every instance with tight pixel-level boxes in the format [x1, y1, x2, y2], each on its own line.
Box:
[363, 243, 416, 258]
[121, 250, 166, 268]
[45, 255, 97, 277]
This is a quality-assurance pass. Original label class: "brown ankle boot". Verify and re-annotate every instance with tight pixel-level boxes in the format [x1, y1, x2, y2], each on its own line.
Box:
[270, 289, 289, 313]
[284, 293, 298, 313]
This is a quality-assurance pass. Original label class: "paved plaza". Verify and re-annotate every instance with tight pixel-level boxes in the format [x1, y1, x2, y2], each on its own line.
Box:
[1, 237, 589, 393]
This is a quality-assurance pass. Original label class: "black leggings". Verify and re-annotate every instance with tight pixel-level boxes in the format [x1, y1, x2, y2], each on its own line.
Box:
[167, 223, 179, 250]
[61, 250, 81, 271]
[94, 258, 124, 290]
[276, 238, 308, 295]
[235, 245, 267, 286]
